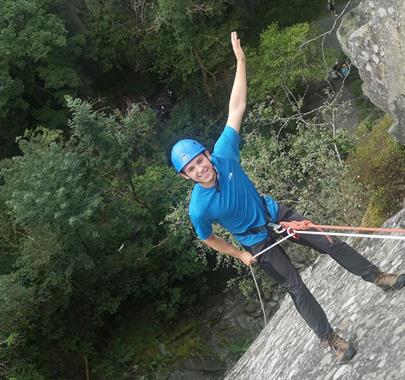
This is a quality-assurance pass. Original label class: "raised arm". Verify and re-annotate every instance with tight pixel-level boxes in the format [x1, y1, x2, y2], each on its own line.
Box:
[226, 31, 247, 134]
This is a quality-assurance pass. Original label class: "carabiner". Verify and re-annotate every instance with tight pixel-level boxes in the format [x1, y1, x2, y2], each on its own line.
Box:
[286, 226, 299, 240]
[274, 225, 285, 234]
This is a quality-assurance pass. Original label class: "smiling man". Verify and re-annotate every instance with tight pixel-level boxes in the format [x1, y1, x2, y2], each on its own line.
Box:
[170, 31, 405, 363]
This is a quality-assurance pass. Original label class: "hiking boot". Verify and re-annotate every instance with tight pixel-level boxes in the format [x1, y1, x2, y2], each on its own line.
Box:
[374, 271, 405, 291]
[322, 330, 356, 363]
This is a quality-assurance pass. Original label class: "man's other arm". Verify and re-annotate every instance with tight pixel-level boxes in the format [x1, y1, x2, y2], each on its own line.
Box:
[203, 234, 256, 266]
[226, 31, 247, 135]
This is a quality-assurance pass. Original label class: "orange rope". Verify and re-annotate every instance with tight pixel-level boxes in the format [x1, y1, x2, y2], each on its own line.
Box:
[311, 224, 405, 234]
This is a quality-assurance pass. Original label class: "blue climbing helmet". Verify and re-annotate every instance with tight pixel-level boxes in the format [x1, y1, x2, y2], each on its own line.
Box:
[171, 139, 207, 173]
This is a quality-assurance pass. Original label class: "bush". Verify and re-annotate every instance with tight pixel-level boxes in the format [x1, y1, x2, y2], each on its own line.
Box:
[248, 22, 333, 107]
[348, 115, 405, 226]
[0, 97, 210, 376]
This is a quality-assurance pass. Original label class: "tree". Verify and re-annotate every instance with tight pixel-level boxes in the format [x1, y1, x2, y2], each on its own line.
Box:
[248, 22, 329, 106]
[0, 97, 211, 376]
[140, 0, 243, 98]
[81, 0, 146, 73]
[0, 0, 83, 156]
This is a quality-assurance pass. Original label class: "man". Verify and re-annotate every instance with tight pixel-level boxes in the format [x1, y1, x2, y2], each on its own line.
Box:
[170, 32, 405, 363]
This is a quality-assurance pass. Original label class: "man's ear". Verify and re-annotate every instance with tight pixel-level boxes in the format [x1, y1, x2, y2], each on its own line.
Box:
[179, 172, 190, 180]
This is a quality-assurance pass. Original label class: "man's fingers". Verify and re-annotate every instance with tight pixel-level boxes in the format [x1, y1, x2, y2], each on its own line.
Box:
[231, 31, 239, 45]
[241, 251, 257, 266]
[230, 31, 244, 60]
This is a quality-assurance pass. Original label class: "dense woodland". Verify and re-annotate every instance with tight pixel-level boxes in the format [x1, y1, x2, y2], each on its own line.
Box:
[1, 0, 405, 379]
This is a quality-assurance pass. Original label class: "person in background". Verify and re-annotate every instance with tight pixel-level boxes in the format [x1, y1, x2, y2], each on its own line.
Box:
[328, 0, 337, 17]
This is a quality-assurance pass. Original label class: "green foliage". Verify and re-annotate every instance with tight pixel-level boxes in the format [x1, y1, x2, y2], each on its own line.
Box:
[0, 97, 212, 376]
[241, 126, 358, 222]
[160, 90, 227, 152]
[94, 308, 210, 379]
[0, 97, 157, 373]
[227, 337, 254, 357]
[142, 0, 242, 95]
[7, 363, 45, 380]
[248, 22, 332, 108]
[361, 188, 390, 228]
[0, 0, 83, 149]
[82, 0, 143, 72]
[0, 200, 19, 274]
[348, 115, 405, 226]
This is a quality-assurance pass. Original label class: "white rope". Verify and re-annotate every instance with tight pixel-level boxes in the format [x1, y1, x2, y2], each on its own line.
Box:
[249, 227, 405, 328]
[250, 231, 296, 327]
[293, 230, 405, 241]
[253, 232, 296, 258]
[250, 265, 267, 327]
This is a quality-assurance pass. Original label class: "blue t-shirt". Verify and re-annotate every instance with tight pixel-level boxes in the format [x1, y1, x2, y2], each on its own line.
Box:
[188, 126, 279, 247]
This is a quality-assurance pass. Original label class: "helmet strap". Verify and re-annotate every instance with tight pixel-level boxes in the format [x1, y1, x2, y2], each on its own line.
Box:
[214, 167, 220, 192]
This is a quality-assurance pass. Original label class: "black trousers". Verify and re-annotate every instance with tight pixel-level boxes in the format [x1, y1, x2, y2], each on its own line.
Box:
[245, 204, 379, 340]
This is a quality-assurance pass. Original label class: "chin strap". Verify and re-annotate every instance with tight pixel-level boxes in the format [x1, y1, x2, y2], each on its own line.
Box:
[214, 168, 220, 192]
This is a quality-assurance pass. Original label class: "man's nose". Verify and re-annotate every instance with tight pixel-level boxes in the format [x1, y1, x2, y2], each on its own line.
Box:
[196, 164, 205, 175]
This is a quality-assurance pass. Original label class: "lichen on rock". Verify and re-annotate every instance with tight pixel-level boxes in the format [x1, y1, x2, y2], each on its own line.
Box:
[337, 0, 405, 144]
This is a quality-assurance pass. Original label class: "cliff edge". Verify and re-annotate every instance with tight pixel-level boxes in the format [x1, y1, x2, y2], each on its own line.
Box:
[337, 0, 405, 144]
[225, 206, 405, 380]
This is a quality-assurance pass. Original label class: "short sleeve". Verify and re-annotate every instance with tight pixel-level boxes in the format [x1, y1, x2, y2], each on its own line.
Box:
[213, 125, 240, 160]
[189, 210, 213, 240]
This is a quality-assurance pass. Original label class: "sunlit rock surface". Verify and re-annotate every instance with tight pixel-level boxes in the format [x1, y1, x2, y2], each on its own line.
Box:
[337, 0, 405, 144]
[225, 207, 405, 380]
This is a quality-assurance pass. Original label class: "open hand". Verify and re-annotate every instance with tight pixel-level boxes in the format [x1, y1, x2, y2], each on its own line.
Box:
[231, 31, 245, 62]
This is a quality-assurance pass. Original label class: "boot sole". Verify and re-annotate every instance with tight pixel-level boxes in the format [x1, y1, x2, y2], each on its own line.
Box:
[394, 274, 405, 290]
[340, 345, 357, 364]
[377, 274, 405, 291]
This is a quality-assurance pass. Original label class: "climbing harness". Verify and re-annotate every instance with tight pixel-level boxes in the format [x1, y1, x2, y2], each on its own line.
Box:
[250, 221, 405, 327]
[252, 230, 296, 259]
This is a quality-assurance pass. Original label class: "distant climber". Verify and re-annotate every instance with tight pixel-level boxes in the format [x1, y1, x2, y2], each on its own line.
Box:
[339, 62, 350, 76]
[170, 32, 405, 364]
[330, 60, 344, 80]
[330, 60, 351, 81]
[328, 0, 337, 17]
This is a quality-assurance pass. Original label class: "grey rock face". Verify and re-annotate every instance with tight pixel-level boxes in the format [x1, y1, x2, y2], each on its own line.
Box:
[225, 207, 405, 379]
[337, 0, 405, 144]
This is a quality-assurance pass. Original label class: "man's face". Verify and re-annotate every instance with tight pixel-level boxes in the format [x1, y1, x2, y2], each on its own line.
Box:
[181, 152, 215, 185]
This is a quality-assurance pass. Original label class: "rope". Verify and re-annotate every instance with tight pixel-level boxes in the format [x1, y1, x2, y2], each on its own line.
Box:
[304, 225, 405, 234]
[250, 222, 405, 328]
[250, 266, 267, 327]
[293, 230, 405, 241]
[253, 231, 296, 259]
[249, 231, 296, 327]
